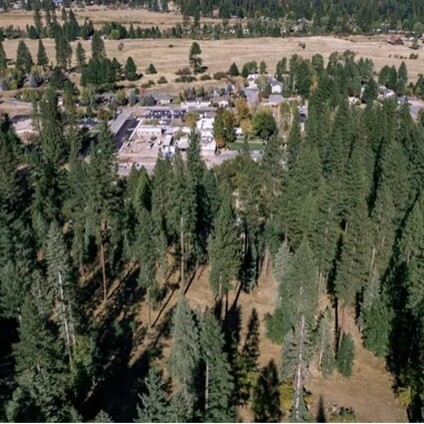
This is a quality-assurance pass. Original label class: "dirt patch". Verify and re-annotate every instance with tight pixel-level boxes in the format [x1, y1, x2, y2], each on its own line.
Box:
[307, 310, 407, 423]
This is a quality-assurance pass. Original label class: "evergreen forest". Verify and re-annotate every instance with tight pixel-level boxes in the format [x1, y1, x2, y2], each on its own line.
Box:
[1, 50, 424, 423]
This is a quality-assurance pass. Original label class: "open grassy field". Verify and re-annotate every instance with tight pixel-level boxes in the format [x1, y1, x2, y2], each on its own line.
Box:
[3, 35, 424, 92]
[0, 6, 224, 29]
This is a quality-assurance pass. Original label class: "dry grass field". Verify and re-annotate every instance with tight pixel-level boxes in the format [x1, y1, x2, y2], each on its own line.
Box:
[2, 35, 424, 93]
[0, 6, 222, 29]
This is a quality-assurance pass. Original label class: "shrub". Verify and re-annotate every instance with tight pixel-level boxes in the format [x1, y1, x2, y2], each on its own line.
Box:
[175, 75, 197, 83]
[97, 108, 113, 121]
[175, 66, 192, 76]
[213, 71, 227, 80]
[146, 63, 157, 74]
[157, 76, 168, 84]
[328, 407, 357, 423]
[148, 79, 156, 85]
[117, 42, 124, 51]
[109, 29, 120, 40]
[200, 74, 211, 81]
[336, 333, 355, 377]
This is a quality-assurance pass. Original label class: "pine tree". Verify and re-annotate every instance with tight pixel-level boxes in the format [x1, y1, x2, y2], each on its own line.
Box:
[208, 188, 241, 302]
[75, 42, 86, 72]
[30, 88, 65, 244]
[280, 316, 313, 423]
[7, 295, 72, 422]
[168, 296, 200, 420]
[316, 308, 335, 376]
[0, 115, 22, 209]
[136, 207, 156, 327]
[259, 60, 267, 74]
[286, 109, 301, 167]
[189, 41, 202, 73]
[310, 178, 340, 287]
[282, 140, 322, 249]
[334, 197, 373, 335]
[165, 151, 197, 290]
[67, 9, 80, 41]
[228, 62, 239, 76]
[124, 56, 138, 81]
[84, 122, 118, 301]
[36, 39, 48, 67]
[0, 40, 7, 71]
[33, 8, 43, 38]
[146, 63, 157, 74]
[0, 216, 34, 321]
[45, 221, 76, 363]
[186, 131, 213, 261]
[55, 28, 72, 69]
[336, 333, 355, 377]
[135, 368, 172, 423]
[362, 78, 378, 104]
[361, 288, 391, 357]
[16, 40, 33, 73]
[91, 30, 105, 61]
[199, 311, 235, 422]
[150, 152, 173, 270]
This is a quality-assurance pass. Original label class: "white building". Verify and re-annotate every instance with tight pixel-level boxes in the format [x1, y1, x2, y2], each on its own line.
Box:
[135, 123, 163, 139]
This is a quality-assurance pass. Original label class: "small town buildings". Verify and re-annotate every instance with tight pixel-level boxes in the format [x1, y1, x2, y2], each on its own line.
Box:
[271, 81, 284, 94]
[214, 96, 231, 108]
[182, 97, 212, 109]
[135, 123, 163, 140]
[152, 92, 173, 106]
[246, 74, 260, 90]
[388, 34, 403, 45]
[263, 94, 284, 106]
[243, 88, 259, 107]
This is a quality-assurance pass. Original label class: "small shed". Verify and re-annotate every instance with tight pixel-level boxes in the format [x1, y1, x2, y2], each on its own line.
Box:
[388, 35, 403, 45]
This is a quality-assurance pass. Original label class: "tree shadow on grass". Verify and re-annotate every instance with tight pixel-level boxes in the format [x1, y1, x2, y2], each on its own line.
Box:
[316, 395, 327, 422]
[252, 359, 282, 423]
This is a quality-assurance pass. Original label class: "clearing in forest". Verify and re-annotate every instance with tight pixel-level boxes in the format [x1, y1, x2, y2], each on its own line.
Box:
[126, 259, 407, 423]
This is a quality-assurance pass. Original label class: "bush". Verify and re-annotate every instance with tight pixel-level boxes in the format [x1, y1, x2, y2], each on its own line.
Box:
[329, 407, 357, 423]
[20, 88, 40, 103]
[146, 63, 157, 74]
[148, 79, 156, 85]
[109, 29, 120, 40]
[117, 42, 124, 51]
[175, 75, 197, 83]
[336, 333, 355, 377]
[157, 76, 168, 84]
[213, 71, 228, 80]
[200, 74, 211, 81]
[175, 67, 192, 76]
[410, 53, 419, 60]
[97, 108, 113, 121]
